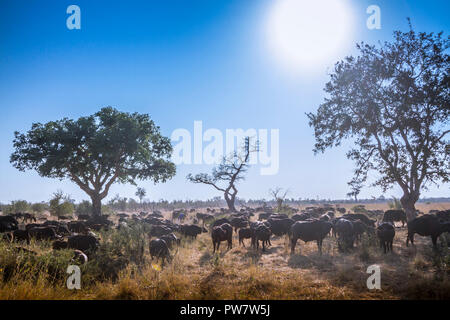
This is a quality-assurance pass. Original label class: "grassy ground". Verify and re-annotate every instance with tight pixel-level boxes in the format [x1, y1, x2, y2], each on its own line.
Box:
[0, 203, 449, 300]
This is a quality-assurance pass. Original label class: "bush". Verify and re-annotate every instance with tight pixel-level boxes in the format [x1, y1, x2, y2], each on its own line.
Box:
[3, 200, 30, 214]
[31, 202, 48, 214]
[49, 191, 74, 218]
[75, 200, 92, 216]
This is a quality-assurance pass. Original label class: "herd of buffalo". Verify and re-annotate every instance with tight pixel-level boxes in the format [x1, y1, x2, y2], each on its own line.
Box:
[0, 205, 449, 267]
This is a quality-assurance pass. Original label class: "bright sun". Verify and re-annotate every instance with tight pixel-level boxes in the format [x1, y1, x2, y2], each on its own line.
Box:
[266, 0, 354, 72]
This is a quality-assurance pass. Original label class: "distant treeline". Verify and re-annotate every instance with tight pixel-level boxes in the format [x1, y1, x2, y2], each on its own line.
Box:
[1, 195, 448, 215]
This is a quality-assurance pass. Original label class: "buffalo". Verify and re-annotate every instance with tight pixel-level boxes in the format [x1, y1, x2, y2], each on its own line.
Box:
[334, 219, 355, 251]
[28, 227, 59, 241]
[290, 220, 332, 254]
[67, 235, 99, 253]
[230, 217, 248, 233]
[292, 213, 311, 221]
[0, 215, 19, 232]
[211, 223, 233, 253]
[267, 218, 294, 237]
[160, 233, 180, 249]
[238, 228, 253, 247]
[253, 224, 271, 252]
[180, 224, 207, 239]
[376, 222, 395, 253]
[406, 214, 450, 248]
[149, 239, 171, 265]
[341, 214, 376, 227]
[383, 210, 407, 227]
[10, 230, 30, 245]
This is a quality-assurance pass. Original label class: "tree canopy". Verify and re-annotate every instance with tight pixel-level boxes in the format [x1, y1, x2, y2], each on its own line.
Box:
[11, 107, 176, 217]
[307, 24, 449, 220]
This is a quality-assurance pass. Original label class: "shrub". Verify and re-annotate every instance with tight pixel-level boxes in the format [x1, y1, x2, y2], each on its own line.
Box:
[75, 200, 92, 216]
[3, 200, 30, 214]
[49, 191, 74, 218]
[31, 202, 48, 214]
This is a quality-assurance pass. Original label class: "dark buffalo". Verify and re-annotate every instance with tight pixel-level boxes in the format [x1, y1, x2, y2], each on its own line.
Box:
[383, 210, 407, 227]
[77, 214, 90, 220]
[253, 224, 271, 252]
[334, 219, 355, 251]
[290, 220, 332, 254]
[267, 218, 294, 237]
[196, 213, 214, 225]
[211, 223, 233, 253]
[149, 239, 171, 265]
[180, 224, 207, 239]
[341, 214, 376, 227]
[436, 210, 450, 223]
[67, 235, 99, 253]
[258, 212, 271, 221]
[160, 233, 179, 249]
[52, 239, 68, 250]
[292, 213, 311, 221]
[0, 215, 19, 232]
[28, 227, 60, 241]
[377, 222, 395, 253]
[230, 217, 248, 233]
[68, 221, 89, 234]
[150, 225, 173, 237]
[352, 220, 369, 241]
[406, 214, 450, 248]
[211, 218, 231, 228]
[10, 230, 30, 244]
[249, 221, 272, 248]
[238, 228, 253, 247]
[22, 213, 37, 224]
[336, 207, 346, 214]
[270, 213, 289, 219]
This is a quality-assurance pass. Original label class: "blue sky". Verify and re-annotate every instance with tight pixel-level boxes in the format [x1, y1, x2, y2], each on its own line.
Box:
[0, 0, 449, 203]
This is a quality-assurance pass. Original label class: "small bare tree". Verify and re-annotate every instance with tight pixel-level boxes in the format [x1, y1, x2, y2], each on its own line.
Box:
[269, 187, 289, 212]
[187, 137, 257, 212]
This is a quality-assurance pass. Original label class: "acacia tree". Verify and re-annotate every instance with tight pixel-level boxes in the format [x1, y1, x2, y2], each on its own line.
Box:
[11, 107, 176, 218]
[187, 137, 255, 212]
[307, 24, 449, 221]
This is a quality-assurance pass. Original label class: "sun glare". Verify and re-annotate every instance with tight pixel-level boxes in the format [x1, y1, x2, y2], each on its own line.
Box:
[266, 0, 354, 72]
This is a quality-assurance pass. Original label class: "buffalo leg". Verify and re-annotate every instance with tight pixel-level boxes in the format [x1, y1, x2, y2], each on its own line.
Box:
[431, 236, 438, 248]
[291, 237, 297, 254]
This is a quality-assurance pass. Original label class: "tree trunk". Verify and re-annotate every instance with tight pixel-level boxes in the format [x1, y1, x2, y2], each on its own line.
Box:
[401, 192, 419, 222]
[91, 195, 102, 217]
[225, 193, 236, 212]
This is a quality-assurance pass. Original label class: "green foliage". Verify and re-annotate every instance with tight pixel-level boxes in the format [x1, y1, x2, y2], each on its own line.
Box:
[49, 191, 74, 217]
[10, 107, 176, 217]
[75, 200, 92, 216]
[31, 202, 48, 214]
[3, 200, 30, 214]
[108, 194, 128, 212]
[307, 24, 449, 207]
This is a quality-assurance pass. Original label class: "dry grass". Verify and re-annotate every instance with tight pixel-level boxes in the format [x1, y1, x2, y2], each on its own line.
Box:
[0, 202, 449, 300]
